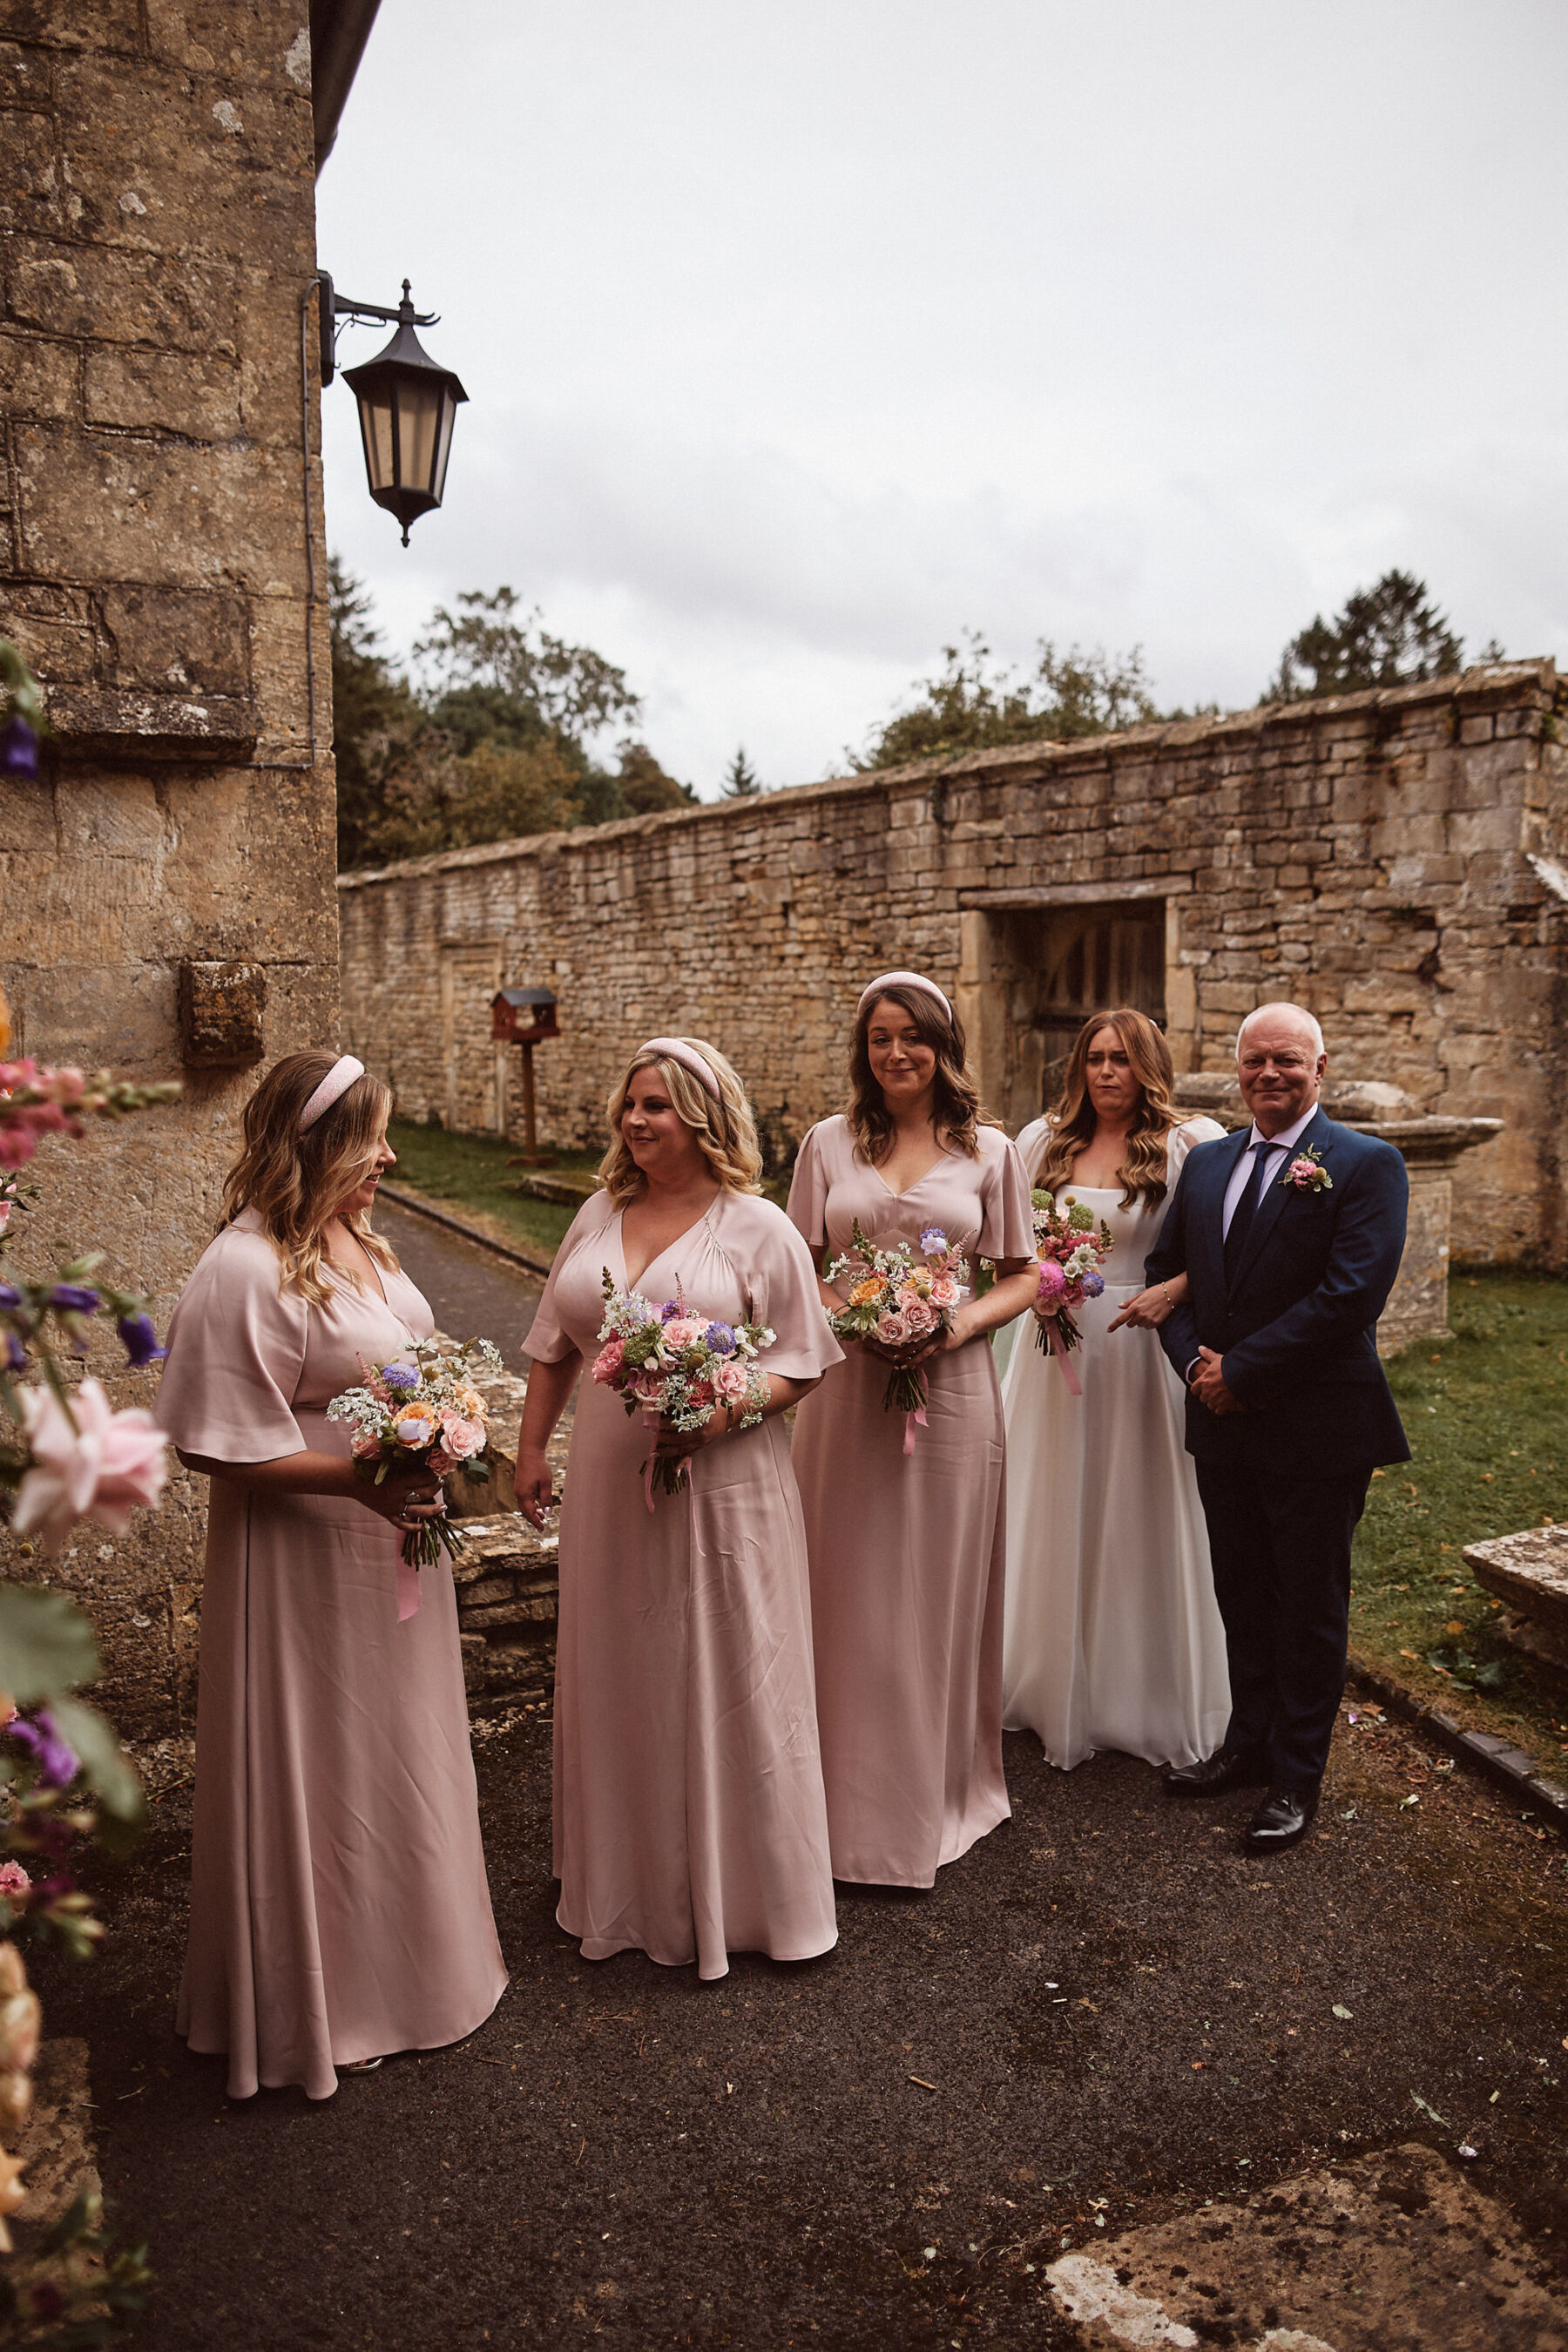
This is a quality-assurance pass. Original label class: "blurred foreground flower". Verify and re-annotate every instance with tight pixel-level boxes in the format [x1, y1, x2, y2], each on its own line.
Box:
[12, 1379, 167, 1555]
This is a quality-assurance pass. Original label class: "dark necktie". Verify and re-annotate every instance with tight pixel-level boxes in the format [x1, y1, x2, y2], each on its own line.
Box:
[1223, 1136, 1274, 1285]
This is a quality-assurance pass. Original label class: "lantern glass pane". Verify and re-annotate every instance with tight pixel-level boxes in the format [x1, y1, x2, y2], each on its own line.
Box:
[358, 386, 395, 491]
[395, 376, 444, 497]
[431, 390, 457, 505]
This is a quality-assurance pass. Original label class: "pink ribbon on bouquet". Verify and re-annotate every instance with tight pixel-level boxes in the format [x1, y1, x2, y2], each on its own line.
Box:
[902, 1402, 928, 1456]
[1046, 1316, 1083, 1396]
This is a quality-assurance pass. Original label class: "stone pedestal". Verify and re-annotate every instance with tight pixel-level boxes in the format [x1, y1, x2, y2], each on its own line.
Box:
[1462, 1526, 1568, 1673]
[1173, 1078, 1502, 1356]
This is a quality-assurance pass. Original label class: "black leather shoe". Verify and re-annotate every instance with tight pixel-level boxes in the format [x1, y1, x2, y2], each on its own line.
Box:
[1243, 1786, 1319, 1852]
[1162, 1747, 1272, 1797]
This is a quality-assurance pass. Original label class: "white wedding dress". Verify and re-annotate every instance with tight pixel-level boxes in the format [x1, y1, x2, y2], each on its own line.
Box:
[999, 1117, 1232, 1770]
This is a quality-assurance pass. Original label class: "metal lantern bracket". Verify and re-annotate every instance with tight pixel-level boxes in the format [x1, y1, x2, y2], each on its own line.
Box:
[317, 270, 438, 386]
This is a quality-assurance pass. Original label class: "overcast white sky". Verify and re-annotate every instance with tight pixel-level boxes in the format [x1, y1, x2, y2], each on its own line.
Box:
[315, 1, 1568, 798]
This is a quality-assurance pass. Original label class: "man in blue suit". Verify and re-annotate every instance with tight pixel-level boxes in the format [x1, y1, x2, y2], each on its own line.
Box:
[1144, 1003, 1410, 1852]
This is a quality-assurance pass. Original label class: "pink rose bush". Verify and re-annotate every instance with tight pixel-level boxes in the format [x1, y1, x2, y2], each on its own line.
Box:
[594, 1274, 775, 1506]
[11, 1381, 167, 1557]
[326, 1335, 503, 1567]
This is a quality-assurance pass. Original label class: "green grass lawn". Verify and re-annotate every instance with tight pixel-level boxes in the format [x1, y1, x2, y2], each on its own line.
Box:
[1355, 1269, 1568, 1778]
[382, 1122, 595, 1260]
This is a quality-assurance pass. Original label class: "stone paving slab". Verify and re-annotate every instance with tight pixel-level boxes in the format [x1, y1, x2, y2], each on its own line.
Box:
[1045, 2142, 1566, 2351]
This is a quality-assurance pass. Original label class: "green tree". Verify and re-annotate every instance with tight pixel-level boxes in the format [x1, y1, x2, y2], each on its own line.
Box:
[1265, 570, 1470, 703]
[721, 745, 762, 798]
[612, 739, 696, 815]
[414, 586, 641, 754]
[853, 632, 1161, 770]
[328, 558, 427, 869]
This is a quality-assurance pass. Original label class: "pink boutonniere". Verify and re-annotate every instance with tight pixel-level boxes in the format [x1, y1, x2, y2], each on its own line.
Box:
[1282, 1146, 1333, 1194]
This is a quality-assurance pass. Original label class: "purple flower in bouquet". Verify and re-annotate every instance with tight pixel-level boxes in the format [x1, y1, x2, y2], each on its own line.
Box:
[8, 1707, 80, 1790]
[919, 1227, 946, 1254]
[48, 1283, 100, 1315]
[704, 1321, 737, 1356]
[0, 719, 38, 779]
[1080, 1269, 1105, 1300]
[381, 1362, 420, 1389]
[116, 1309, 166, 1368]
[660, 1299, 684, 1323]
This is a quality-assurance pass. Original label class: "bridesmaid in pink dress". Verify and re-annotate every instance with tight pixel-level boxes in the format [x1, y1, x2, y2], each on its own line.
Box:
[787, 973, 1038, 1887]
[156, 1053, 507, 2099]
[515, 1037, 843, 1981]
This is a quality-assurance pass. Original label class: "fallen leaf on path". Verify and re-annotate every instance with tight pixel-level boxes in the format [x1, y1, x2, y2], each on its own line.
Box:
[1332, 2004, 1353, 2019]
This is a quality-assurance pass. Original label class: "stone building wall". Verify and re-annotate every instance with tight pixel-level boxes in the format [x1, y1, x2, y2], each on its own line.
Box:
[0, 0, 338, 1735]
[340, 661, 1568, 1266]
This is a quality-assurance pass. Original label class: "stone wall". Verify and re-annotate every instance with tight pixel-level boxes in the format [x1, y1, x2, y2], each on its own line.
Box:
[340, 662, 1568, 1266]
[0, 0, 338, 1735]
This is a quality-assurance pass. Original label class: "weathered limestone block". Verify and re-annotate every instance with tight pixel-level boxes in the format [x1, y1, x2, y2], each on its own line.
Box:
[13, 426, 308, 593]
[0, 327, 79, 422]
[98, 584, 249, 694]
[84, 345, 242, 439]
[1463, 1526, 1568, 1673]
[5, 234, 237, 351]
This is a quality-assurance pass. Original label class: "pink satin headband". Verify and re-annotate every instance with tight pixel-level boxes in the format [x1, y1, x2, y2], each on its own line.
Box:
[855, 970, 953, 1022]
[638, 1037, 721, 1102]
[299, 1055, 365, 1132]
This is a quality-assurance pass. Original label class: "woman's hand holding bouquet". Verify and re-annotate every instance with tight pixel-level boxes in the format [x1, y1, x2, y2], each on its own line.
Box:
[822, 1220, 969, 1451]
[327, 1335, 502, 1567]
[592, 1275, 774, 1508]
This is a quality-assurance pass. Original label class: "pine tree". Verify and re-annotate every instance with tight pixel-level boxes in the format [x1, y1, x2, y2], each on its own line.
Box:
[1265, 571, 1468, 703]
[721, 746, 762, 797]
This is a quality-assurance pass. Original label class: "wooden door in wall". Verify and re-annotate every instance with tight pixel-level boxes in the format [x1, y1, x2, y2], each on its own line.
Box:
[440, 944, 504, 1133]
[1037, 902, 1166, 1083]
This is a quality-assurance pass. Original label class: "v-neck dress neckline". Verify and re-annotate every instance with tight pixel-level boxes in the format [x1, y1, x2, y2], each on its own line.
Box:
[614, 1197, 720, 1294]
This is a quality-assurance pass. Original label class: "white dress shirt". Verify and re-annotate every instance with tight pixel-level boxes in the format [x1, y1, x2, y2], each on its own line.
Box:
[1220, 1106, 1319, 1239]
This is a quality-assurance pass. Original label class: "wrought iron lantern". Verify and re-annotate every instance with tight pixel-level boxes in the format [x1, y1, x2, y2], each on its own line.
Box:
[319, 274, 467, 545]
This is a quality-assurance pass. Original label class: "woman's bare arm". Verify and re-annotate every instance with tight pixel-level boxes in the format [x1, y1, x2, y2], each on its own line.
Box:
[514, 1352, 582, 1529]
[176, 1449, 444, 1527]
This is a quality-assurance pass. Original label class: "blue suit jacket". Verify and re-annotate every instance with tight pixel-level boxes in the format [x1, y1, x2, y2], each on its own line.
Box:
[1145, 1108, 1411, 1472]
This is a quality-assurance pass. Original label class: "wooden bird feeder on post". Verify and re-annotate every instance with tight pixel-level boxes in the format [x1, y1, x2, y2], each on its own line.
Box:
[491, 986, 558, 1166]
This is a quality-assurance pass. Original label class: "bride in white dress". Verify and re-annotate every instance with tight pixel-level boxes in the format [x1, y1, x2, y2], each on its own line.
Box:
[999, 1008, 1231, 1770]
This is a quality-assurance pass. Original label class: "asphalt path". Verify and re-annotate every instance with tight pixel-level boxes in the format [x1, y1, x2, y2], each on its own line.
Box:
[44, 1707, 1568, 2349]
[374, 1195, 541, 1370]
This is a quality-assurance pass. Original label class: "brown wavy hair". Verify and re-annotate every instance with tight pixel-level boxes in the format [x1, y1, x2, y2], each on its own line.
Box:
[848, 983, 983, 1164]
[220, 1051, 399, 1304]
[1031, 1009, 1182, 1208]
[598, 1038, 764, 1206]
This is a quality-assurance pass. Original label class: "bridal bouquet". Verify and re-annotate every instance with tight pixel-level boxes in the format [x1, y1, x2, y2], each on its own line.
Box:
[593, 1274, 774, 1507]
[1029, 1190, 1114, 1388]
[326, 1335, 502, 1565]
[823, 1220, 969, 1449]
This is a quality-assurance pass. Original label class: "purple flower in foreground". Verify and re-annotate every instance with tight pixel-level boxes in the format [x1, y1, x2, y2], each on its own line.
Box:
[0, 719, 38, 780]
[704, 1321, 737, 1357]
[381, 1362, 420, 1390]
[660, 1300, 684, 1323]
[1080, 1269, 1105, 1299]
[9, 1708, 80, 1790]
[48, 1284, 100, 1315]
[919, 1227, 947, 1255]
[0, 1283, 21, 1310]
[3, 1333, 25, 1373]
[117, 1310, 166, 1368]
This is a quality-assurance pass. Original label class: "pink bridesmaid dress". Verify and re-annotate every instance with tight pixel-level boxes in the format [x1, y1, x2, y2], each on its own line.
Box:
[522, 1186, 844, 1981]
[787, 1116, 1035, 1886]
[156, 1209, 508, 2099]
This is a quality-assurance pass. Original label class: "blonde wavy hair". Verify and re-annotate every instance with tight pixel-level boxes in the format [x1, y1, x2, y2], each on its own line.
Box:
[848, 983, 984, 1164]
[598, 1039, 763, 1206]
[220, 1051, 399, 1305]
[1032, 1008, 1182, 1208]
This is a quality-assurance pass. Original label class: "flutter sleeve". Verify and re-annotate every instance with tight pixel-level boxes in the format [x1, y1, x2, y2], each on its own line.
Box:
[520, 1196, 612, 1365]
[784, 1123, 830, 1254]
[1012, 1117, 1049, 1186]
[977, 1132, 1037, 1261]
[154, 1227, 309, 1462]
[1170, 1116, 1227, 1180]
[744, 1200, 844, 1382]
